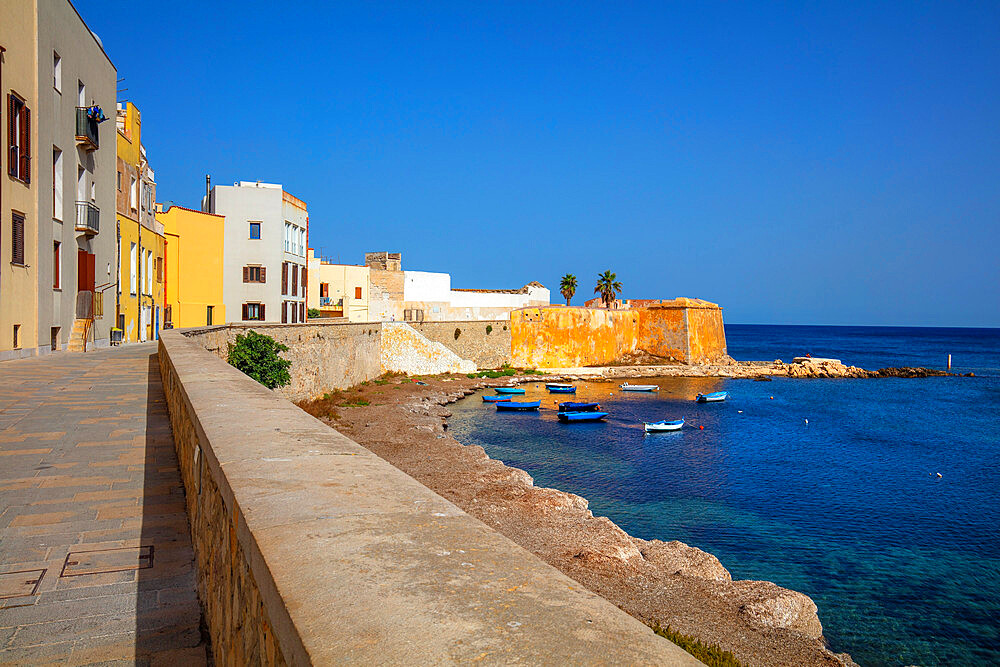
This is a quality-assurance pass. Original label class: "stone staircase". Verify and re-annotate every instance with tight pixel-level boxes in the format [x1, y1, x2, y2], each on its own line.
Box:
[67, 318, 92, 352]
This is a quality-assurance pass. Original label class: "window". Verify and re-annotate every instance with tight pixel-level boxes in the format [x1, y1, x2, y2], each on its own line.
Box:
[298, 228, 305, 256]
[249, 221, 261, 239]
[320, 283, 329, 298]
[206, 306, 214, 326]
[53, 53, 62, 92]
[8, 93, 31, 183]
[52, 147, 63, 219]
[78, 80, 85, 107]
[241, 303, 264, 321]
[11, 212, 25, 265]
[117, 171, 122, 191]
[129, 177, 137, 211]
[284, 222, 290, 252]
[130, 242, 137, 295]
[355, 286, 362, 300]
[282, 301, 287, 324]
[300, 302, 305, 322]
[156, 256, 163, 283]
[242, 265, 266, 283]
[12, 325, 20, 349]
[301, 267, 307, 296]
[290, 301, 297, 324]
[53, 241, 60, 288]
[146, 250, 153, 295]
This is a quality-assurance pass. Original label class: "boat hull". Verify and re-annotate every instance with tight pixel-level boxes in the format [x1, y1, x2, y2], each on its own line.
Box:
[558, 411, 609, 422]
[696, 391, 729, 403]
[495, 387, 526, 395]
[496, 401, 541, 411]
[547, 386, 577, 394]
[621, 384, 658, 392]
[558, 402, 601, 412]
[644, 419, 684, 432]
[482, 395, 509, 402]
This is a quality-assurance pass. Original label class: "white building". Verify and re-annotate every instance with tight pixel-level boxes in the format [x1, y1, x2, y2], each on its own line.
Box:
[204, 181, 308, 324]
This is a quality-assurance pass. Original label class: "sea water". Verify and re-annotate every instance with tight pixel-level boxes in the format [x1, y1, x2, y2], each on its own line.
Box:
[448, 325, 1000, 666]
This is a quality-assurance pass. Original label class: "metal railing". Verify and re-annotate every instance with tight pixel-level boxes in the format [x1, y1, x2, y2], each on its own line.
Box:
[75, 201, 99, 235]
[75, 107, 100, 149]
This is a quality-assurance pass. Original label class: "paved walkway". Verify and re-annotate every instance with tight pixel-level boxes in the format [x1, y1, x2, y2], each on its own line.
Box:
[0, 344, 206, 665]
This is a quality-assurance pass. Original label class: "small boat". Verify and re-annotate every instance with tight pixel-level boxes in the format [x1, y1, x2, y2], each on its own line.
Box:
[558, 402, 601, 412]
[695, 391, 729, 403]
[482, 395, 510, 402]
[620, 383, 659, 392]
[494, 387, 526, 395]
[495, 400, 541, 411]
[644, 419, 684, 432]
[546, 383, 577, 394]
[558, 411, 609, 423]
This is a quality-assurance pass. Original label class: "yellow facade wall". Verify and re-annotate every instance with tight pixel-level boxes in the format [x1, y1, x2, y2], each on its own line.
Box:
[510, 300, 728, 368]
[0, 3, 39, 358]
[116, 216, 165, 342]
[158, 205, 225, 329]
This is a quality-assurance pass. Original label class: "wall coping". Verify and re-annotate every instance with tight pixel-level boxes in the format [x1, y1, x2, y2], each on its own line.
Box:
[158, 330, 699, 665]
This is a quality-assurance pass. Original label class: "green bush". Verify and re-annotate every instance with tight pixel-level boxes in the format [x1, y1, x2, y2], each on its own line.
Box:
[227, 330, 292, 389]
[307, 308, 321, 318]
[651, 624, 742, 667]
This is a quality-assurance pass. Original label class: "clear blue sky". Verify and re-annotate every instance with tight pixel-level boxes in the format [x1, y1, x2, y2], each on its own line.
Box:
[80, 1, 1000, 327]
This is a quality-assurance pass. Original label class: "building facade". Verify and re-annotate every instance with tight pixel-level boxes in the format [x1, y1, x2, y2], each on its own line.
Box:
[306, 248, 369, 321]
[115, 101, 164, 342]
[157, 204, 225, 329]
[1, 0, 117, 359]
[204, 181, 307, 324]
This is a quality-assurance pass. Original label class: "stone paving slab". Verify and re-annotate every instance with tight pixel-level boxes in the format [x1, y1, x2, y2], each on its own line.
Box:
[0, 345, 206, 666]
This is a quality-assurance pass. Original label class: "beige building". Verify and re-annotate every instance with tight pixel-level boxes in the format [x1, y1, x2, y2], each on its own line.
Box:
[306, 248, 369, 321]
[1, 0, 117, 359]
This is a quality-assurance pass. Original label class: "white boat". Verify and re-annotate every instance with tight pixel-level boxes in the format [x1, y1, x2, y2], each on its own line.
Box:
[695, 391, 728, 403]
[620, 383, 659, 392]
[644, 419, 684, 432]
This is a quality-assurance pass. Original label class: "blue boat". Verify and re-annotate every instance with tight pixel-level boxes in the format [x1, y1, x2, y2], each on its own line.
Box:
[558, 402, 601, 412]
[696, 391, 729, 403]
[494, 387, 526, 395]
[496, 400, 541, 411]
[546, 383, 577, 394]
[557, 411, 609, 422]
[482, 395, 510, 402]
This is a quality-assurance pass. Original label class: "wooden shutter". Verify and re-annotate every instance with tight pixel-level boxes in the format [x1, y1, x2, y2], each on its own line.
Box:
[243, 266, 249, 283]
[260, 266, 266, 283]
[242, 303, 248, 320]
[282, 302, 287, 323]
[282, 262, 288, 294]
[355, 286, 362, 299]
[300, 302, 305, 322]
[291, 264, 298, 295]
[20, 104, 30, 183]
[11, 213, 25, 265]
[7, 95, 17, 178]
[301, 268, 307, 296]
[259, 304, 265, 321]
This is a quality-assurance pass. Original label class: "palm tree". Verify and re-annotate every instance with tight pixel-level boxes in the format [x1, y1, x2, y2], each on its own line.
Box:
[559, 274, 578, 306]
[594, 270, 623, 309]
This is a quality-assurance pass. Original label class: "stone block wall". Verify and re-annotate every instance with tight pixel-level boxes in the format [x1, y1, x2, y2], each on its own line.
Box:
[380, 323, 476, 375]
[407, 320, 512, 368]
[181, 322, 382, 401]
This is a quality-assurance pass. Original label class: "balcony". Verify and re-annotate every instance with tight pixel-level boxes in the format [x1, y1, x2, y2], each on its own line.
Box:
[75, 201, 100, 235]
[319, 296, 342, 307]
[75, 107, 100, 151]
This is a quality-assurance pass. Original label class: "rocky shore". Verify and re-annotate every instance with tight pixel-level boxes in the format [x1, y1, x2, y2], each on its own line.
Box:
[299, 372, 866, 667]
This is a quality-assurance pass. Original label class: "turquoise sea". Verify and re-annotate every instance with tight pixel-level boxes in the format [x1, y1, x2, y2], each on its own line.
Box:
[448, 325, 1000, 666]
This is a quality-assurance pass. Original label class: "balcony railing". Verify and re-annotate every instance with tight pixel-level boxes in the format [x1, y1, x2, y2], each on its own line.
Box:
[320, 297, 343, 307]
[75, 201, 100, 235]
[75, 107, 100, 150]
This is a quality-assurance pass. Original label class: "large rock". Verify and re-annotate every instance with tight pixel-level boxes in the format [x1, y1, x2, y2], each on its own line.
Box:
[727, 580, 824, 638]
[634, 539, 732, 581]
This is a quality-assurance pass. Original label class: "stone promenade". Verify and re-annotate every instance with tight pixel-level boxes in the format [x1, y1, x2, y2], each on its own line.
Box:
[0, 344, 205, 665]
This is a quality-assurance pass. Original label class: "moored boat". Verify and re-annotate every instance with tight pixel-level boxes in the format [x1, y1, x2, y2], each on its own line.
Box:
[695, 391, 728, 403]
[620, 383, 659, 392]
[546, 383, 577, 393]
[557, 411, 609, 422]
[482, 395, 510, 402]
[644, 419, 684, 432]
[557, 401, 601, 412]
[495, 400, 541, 411]
[494, 387, 526, 395]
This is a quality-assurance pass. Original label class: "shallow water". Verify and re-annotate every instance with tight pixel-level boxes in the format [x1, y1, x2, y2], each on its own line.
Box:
[448, 325, 1000, 666]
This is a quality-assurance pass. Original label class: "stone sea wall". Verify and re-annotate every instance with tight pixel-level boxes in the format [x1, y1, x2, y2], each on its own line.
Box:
[380, 322, 476, 375]
[156, 330, 700, 665]
[406, 320, 512, 368]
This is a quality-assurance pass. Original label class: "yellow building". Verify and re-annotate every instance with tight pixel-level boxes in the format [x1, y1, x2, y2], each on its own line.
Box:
[306, 248, 370, 321]
[0, 6, 40, 360]
[115, 101, 165, 342]
[157, 204, 225, 328]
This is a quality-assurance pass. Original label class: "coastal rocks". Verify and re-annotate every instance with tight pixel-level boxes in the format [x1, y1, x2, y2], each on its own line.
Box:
[874, 366, 951, 378]
[634, 539, 731, 582]
[569, 517, 644, 566]
[728, 580, 823, 639]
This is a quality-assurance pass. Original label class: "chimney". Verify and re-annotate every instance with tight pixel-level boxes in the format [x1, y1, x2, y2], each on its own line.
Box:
[205, 174, 211, 199]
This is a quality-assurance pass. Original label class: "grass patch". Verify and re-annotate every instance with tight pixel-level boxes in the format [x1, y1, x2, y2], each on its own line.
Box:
[521, 368, 545, 375]
[467, 368, 517, 379]
[340, 399, 371, 408]
[651, 624, 741, 667]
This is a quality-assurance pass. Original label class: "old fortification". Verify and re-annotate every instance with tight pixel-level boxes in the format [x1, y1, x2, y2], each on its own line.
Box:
[511, 299, 729, 368]
[157, 330, 699, 665]
[407, 320, 512, 368]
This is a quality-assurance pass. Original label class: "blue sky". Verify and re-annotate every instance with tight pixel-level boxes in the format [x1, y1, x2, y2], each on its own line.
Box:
[80, 1, 999, 326]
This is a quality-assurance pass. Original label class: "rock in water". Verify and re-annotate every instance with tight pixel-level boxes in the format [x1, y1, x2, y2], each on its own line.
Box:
[728, 580, 824, 638]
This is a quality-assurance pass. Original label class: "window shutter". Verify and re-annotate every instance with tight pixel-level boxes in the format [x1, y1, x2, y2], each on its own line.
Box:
[21, 105, 31, 183]
[242, 303, 248, 320]
[243, 266, 249, 283]
[259, 303, 265, 321]
[282, 262, 287, 294]
[12, 213, 25, 265]
[282, 302, 287, 324]
[7, 96, 16, 178]
[300, 302, 305, 322]
[301, 268, 307, 296]
[260, 266, 266, 283]
[291, 264, 298, 295]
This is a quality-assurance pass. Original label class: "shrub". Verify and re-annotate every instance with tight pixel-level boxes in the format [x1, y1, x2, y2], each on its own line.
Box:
[650, 624, 742, 667]
[227, 330, 292, 389]
[486, 325, 493, 334]
[307, 308, 321, 318]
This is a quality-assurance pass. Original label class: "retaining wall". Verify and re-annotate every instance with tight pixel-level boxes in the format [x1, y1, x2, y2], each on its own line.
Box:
[407, 320, 512, 368]
[157, 330, 698, 665]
